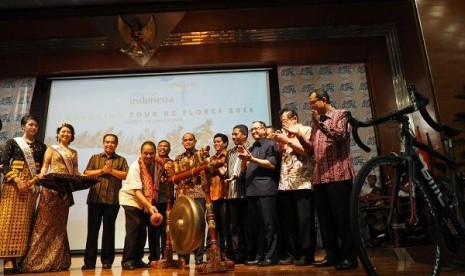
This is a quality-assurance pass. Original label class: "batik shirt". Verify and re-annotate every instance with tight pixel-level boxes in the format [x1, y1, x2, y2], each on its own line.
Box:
[278, 124, 313, 191]
[174, 150, 205, 199]
[300, 108, 355, 184]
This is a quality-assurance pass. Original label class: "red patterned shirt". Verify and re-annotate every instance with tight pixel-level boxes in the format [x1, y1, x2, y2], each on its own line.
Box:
[302, 107, 355, 184]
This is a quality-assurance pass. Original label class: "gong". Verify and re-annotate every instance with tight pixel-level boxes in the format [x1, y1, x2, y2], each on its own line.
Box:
[169, 195, 206, 255]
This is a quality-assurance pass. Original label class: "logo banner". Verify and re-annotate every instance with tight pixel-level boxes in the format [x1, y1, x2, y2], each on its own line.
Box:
[277, 64, 377, 175]
[0, 78, 36, 149]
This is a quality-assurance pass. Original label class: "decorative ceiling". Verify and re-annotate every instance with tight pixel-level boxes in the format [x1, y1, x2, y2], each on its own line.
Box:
[0, 0, 369, 11]
[0, 1, 403, 56]
[1, 0, 463, 166]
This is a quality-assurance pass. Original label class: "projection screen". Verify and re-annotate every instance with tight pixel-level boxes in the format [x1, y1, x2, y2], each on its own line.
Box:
[43, 70, 272, 251]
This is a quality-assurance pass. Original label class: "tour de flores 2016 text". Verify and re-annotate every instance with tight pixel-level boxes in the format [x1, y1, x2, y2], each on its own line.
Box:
[128, 107, 255, 118]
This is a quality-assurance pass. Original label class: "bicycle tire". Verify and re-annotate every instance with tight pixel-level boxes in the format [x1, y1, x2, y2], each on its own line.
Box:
[350, 155, 442, 275]
[415, 179, 443, 275]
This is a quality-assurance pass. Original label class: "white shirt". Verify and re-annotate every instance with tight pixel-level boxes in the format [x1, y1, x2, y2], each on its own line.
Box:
[360, 184, 374, 197]
[119, 160, 144, 210]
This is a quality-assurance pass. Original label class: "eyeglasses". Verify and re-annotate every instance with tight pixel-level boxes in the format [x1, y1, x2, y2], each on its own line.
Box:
[251, 126, 264, 131]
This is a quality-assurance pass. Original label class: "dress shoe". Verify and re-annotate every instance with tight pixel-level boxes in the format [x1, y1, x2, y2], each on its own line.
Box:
[234, 257, 245, 264]
[121, 261, 135, 270]
[134, 260, 151, 268]
[244, 259, 260, 266]
[312, 258, 333, 267]
[334, 259, 358, 270]
[258, 259, 277, 267]
[102, 263, 112, 269]
[278, 257, 294, 265]
[293, 256, 314, 266]
[3, 267, 15, 275]
[81, 264, 95, 270]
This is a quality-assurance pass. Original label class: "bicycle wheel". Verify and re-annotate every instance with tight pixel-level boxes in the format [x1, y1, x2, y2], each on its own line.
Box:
[350, 155, 442, 275]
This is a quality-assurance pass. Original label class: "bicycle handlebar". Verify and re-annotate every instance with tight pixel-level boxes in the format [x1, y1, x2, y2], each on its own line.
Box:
[347, 84, 458, 153]
[408, 84, 443, 132]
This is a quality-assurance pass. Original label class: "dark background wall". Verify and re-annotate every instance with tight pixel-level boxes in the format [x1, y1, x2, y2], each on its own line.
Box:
[1, 0, 464, 165]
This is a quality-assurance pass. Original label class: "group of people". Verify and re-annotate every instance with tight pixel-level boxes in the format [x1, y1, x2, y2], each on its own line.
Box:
[0, 88, 359, 274]
[0, 116, 78, 274]
[166, 89, 358, 270]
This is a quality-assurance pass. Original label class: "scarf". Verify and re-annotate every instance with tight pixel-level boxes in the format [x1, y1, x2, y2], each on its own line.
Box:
[139, 158, 158, 203]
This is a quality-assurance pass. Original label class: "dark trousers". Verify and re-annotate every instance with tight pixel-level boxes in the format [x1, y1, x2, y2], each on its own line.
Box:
[278, 189, 316, 261]
[148, 202, 169, 261]
[247, 196, 278, 261]
[212, 199, 229, 253]
[313, 180, 357, 263]
[83, 203, 120, 266]
[227, 198, 249, 260]
[122, 205, 149, 264]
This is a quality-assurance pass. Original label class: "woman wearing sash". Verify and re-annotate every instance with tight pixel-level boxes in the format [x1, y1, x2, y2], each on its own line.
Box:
[0, 115, 46, 275]
[21, 123, 79, 273]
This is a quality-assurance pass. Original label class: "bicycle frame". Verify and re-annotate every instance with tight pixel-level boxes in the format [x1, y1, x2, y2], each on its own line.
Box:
[349, 84, 465, 275]
[348, 84, 465, 241]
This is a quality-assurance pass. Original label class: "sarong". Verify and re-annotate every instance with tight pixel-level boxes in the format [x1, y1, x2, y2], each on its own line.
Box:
[0, 164, 38, 257]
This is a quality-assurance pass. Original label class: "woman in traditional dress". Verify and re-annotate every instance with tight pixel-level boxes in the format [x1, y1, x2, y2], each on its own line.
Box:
[21, 123, 79, 273]
[0, 115, 47, 275]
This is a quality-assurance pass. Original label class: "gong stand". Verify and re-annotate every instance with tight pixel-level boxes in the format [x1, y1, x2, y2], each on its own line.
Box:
[153, 160, 235, 273]
[154, 161, 213, 269]
[151, 177, 184, 268]
[196, 170, 235, 274]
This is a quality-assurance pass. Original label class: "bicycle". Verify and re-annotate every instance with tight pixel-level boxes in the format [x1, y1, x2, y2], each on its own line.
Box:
[347, 84, 465, 275]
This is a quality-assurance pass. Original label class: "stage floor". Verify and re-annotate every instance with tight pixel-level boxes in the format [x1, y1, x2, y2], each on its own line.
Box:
[2, 249, 462, 275]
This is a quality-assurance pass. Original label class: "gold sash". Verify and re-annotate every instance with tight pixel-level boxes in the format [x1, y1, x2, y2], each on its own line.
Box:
[51, 145, 74, 174]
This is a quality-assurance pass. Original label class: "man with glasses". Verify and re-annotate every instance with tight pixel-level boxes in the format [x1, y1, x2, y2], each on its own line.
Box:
[283, 89, 357, 270]
[271, 107, 316, 266]
[239, 121, 280, 267]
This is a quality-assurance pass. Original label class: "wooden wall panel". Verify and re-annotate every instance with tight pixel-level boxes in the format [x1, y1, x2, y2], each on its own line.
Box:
[365, 40, 398, 155]
[1, 1, 448, 160]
